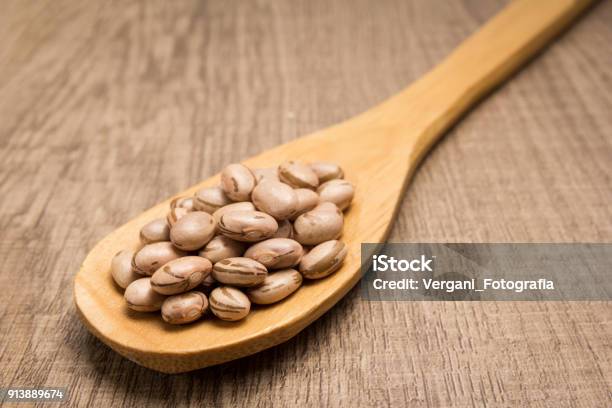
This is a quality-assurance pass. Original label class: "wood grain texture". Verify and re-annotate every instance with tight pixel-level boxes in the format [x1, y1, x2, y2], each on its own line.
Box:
[1, 0, 611, 405]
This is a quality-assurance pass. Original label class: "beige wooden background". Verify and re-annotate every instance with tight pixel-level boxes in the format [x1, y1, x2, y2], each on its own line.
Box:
[0, 0, 610, 406]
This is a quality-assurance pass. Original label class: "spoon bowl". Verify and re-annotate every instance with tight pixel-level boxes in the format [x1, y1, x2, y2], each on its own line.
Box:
[74, 0, 592, 373]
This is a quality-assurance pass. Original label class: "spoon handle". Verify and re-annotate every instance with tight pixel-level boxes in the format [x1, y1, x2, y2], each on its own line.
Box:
[370, 0, 594, 162]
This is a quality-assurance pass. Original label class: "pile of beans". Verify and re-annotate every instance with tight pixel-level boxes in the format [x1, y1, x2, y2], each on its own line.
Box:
[111, 161, 354, 325]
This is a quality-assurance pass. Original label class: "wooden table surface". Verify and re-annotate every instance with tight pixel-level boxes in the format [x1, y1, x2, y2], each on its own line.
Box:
[1, 0, 610, 406]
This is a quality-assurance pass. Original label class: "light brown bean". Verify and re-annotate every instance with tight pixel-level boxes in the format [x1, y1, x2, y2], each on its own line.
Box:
[278, 160, 319, 189]
[244, 238, 303, 269]
[212, 201, 256, 224]
[317, 179, 355, 211]
[299, 240, 347, 279]
[218, 210, 278, 242]
[170, 211, 216, 251]
[246, 269, 303, 304]
[170, 196, 195, 212]
[161, 291, 208, 325]
[111, 249, 140, 289]
[309, 161, 344, 183]
[251, 180, 298, 220]
[209, 287, 251, 321]
[212, 257, 268, 287]
[198, 235, 246, 264]
[220, 163, 255, 201]
[193, 186, 231, 214]
[124, 278, 166, 312]
[313, 202, 337, 212]
[293, 203, 343, 245]
[133, 242, 186, 276]
[151, 256, 212, 295]
[139, 218, 170, 244]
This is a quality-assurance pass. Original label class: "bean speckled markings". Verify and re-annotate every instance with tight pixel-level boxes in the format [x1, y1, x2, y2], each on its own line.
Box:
[124, 278, 167, 312]
[309, 161, 345, 183]
[198, 235, 246, 264]
[132, 242, 186, 276]
[212, 201, 256, 224]
[193, 186, 231, 214]
[150, 256, 212, 295]
[251, 180, 298, 220]
[161, 291, 209, 325]
[220, 163, 256, 201]
[278, 160, 320, 189]
[218, 210, 278, 242]
[299, 240, 348, 279]
[293, 203, 344, 245]
[170, 196, 195, 212]
[170, 211, 216, 250]
[167, 207, 189, 227]
[247, 269, 303, 304]
[212, 257, 268, 287]
[244, 238, 303, 269]
[209, 286, 251, 321]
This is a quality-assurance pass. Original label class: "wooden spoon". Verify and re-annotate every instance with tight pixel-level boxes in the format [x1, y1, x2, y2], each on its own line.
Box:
[74, 0, 593, 373]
